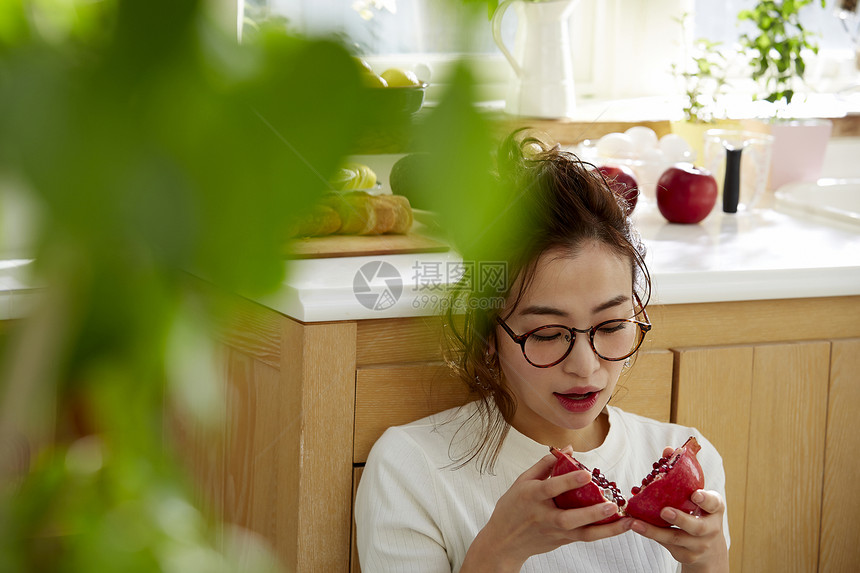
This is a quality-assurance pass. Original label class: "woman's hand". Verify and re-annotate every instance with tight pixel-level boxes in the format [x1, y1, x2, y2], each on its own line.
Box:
[460, 452, 631, 573]
[629, 449, 729, 573]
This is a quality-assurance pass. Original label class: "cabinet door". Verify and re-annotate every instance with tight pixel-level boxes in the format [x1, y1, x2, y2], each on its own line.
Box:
[673, 345, 753, 573]
[819, 338, 860, 572]
[744, 342, 829, 573]
[354, 363, 472, 464]
[674, 341, 830, 573]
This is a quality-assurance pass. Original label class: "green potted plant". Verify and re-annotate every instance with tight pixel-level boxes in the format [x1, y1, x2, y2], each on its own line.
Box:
[670, 15, 738, 163]
[675, 40, 729, 124]
[737, 0, 833, 190]
[738, 0, 824, 109]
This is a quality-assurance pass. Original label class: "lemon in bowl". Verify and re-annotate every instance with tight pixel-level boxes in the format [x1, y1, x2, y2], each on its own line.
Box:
[380, 68, 421, 88]
[374, 68, 426, 114]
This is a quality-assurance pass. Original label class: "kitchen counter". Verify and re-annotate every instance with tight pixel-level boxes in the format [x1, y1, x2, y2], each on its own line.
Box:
[262, 135, 860, 322]
[2, 200, 858, 323]
[254, 199, 860, 322]
[635, 199, 860, 305]
[4, 132, 860, 323]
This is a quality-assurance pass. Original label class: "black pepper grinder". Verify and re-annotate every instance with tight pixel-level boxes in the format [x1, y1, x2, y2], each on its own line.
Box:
[722, 145, 743, 213]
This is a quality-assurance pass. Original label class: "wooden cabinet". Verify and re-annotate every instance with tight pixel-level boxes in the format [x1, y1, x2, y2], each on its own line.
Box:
[674, 341, 832, 573]
[178, 294, 860, 572]
[662, 298, 860, 573]
[674, 338, 860, 573]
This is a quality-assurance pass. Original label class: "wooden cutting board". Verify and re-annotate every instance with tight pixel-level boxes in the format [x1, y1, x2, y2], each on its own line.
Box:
[286, 230, 449, 259]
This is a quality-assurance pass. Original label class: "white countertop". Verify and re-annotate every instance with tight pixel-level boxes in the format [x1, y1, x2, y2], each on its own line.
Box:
[252, 196, 860, 322]
[634, 199, 860, 305]
[0, 259, 39, 321]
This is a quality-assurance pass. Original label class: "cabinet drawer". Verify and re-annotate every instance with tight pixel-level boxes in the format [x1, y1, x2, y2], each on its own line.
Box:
[356, 316, 450, 366]
[354, 363, 473, 463]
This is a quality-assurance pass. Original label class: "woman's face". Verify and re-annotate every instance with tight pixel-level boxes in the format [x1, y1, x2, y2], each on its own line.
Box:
[494, 241, 636, 447]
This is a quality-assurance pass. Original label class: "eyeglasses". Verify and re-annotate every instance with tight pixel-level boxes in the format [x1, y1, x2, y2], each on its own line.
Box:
[495, 300, 651, 368]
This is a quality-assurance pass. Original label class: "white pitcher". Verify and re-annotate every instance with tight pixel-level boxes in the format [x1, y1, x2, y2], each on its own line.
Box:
[492, 0, 581, 118]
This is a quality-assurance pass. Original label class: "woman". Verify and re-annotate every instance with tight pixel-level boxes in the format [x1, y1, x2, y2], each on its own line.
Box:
[355, 133, 729, 572]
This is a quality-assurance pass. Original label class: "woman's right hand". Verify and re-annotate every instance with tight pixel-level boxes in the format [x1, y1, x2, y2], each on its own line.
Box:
[460, 452, 632, 573]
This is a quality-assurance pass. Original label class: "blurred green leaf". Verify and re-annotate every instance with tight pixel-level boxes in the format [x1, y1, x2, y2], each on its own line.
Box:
[0, 1, 378, 571]
[0, 0, 514, 571]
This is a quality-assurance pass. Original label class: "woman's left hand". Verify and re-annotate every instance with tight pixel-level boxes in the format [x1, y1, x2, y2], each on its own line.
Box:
[628, 449, 729, 572]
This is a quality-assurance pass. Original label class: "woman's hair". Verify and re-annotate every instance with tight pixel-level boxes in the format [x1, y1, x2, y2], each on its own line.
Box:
[443, 130, 651, 473]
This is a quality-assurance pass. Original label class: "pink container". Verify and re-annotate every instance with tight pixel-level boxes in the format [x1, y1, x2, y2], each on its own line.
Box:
[769, 119, 833, 192]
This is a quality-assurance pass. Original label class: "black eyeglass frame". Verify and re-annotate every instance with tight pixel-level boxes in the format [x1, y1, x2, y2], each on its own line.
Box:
[495, 295, 652, 368]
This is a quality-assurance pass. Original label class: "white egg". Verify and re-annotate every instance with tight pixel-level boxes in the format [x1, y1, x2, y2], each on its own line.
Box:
[596, 132, 636, 158]
[640, 147, 665, 164]
[624, 126, 659, 154]
[659, 134, 693, 162]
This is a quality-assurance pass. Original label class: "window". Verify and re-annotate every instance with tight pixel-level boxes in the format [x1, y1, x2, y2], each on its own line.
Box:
[694, 0, 857, 51]
[241, 1, 858, 101]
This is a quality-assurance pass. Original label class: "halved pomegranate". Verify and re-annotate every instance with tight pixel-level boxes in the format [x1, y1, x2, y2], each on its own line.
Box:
[549, 437, 704, 528]
[549, 446, 625, 524]
[625, 437, 705, 527]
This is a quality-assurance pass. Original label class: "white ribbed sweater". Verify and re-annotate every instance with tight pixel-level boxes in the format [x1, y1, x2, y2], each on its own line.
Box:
[355, 402, 729, 573]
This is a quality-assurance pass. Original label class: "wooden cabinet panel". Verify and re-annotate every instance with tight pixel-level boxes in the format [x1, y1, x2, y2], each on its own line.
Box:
[743, 341, 830, 573]
[222, 346, 293, 555]
[672, 345, 754, 573]
[611, 349, 674, 423]
[210, 290, 284, 369]
[289, 320, 358, 572]
[168, 349, 228, 520]
[646, 297, 860, 350]
[819, 338, 860, 572]
[173, 333, 303, 571]
[185, 305, 359, 573]
[354, 363, 472, 464]
[356, 316, 449, 366]
[673, 341, 832, 573]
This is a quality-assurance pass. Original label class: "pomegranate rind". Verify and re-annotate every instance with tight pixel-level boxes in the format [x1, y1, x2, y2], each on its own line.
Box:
[625, 436, 705, 527]
[549, 447, 624, 524]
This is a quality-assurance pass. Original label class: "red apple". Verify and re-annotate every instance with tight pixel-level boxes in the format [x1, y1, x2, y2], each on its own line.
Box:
[597, 164, 639, 214]
[656, 164, 718, 224]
